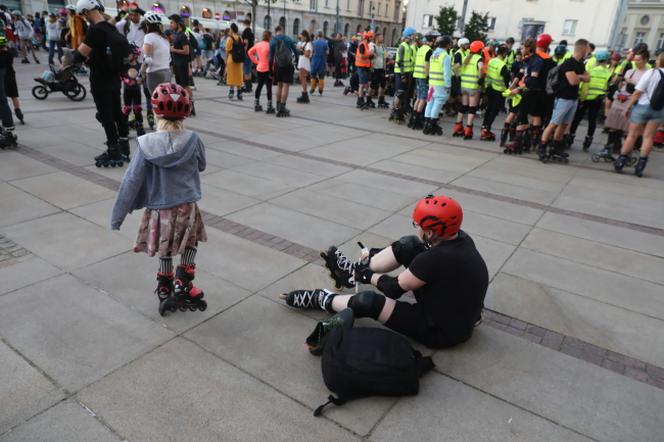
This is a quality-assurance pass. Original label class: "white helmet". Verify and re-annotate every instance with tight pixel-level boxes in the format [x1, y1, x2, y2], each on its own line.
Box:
[65, 4, 76, 11]
[143, 11, 162, 24]
[76, 0, 103, 15]
[11, 10, 21, 17]
[458, 37, 470, 46]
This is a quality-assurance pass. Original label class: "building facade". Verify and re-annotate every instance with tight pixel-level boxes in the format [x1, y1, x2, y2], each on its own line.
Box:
[620, 0, 664, 52]
[405, 0, 623, 48]
[13, 0, 404, 44]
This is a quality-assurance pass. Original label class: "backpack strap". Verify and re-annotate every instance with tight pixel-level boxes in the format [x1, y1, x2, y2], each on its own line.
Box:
[313, 395, 347, 417]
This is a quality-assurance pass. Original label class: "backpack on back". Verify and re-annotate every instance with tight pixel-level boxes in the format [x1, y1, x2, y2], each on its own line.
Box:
[275, 38, 293, 68]
[314, 310, 434, 416]
[545, 63, 562, 96]
[231, 35, 245, 63]
[105, 26, 131, 73]
[649, 69, 664, 111]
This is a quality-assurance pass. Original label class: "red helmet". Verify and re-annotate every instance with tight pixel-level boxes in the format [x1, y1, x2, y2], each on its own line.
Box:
[536, 33, 552, 48]
[151, 82, 191, 120]
[363, 31, 374, 40]
[469, 40, 484, 54]
[412, 195, 463, 239]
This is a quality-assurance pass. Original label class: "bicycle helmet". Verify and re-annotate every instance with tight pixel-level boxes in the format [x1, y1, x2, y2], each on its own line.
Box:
[469, 40, 485, 54]
[595, 49, 609, 62]
[143, 10, 162, 24]
[458, 37, 470, 46]
[554, 45, 567, 58]
[129, 43, 141, 56]
[151, 82, 191, 120]
[65, 4, 76, 11]
[436, 35, 453, 48]
[402, 27, 416, 38]
[425, 30, 440, 42]
[11, 10, 21, 16]
[412, 195, 463, 239]
[536, 33, 553, 48]
[76, 0, 103, 15]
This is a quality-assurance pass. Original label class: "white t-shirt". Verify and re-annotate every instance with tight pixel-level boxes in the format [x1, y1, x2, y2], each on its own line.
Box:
[297, 41, 312, 70]
[636, 67, 664, 106]
[116, 19, 145, 48]
[143, 32, 171, 73]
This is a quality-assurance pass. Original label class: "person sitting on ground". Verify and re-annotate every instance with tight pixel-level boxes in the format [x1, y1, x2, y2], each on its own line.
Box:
[281, 194, 489, 349]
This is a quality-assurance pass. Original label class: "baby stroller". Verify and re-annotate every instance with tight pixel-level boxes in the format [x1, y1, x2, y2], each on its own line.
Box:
[32, 64, 87, 101]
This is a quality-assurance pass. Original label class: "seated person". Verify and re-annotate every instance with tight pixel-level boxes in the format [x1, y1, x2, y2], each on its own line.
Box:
[281, 194, 489, 349]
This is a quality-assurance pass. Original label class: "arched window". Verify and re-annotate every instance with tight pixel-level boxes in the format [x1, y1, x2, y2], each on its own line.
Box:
[279, 16, 286, 30]
[356, 24, 362, 34]
[382, 26, 387, 37]
[293, 18, 300, 36]
[309, 19, 316, 32]
[344, 23, 349, 36]
[179, 5, 191, 18]
[264, 15, 272, 30]
[391, 28, 397, 46]
[323, 20, 329, 37]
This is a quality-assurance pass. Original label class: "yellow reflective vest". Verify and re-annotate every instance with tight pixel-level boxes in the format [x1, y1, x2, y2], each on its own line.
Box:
[413, 44, 432, 79]
[460, 53, 482, 90]
[586, 65, 612, 100]
[395, 41, 414, 74]
[428, 50, 448, 86]
[487, 57, 507, 92]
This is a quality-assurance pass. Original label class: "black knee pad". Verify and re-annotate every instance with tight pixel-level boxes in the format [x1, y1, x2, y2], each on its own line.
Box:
[391, 235, 426, 267]
[468, 106, 478, 115]
[460, 104, 468, 114]
[348, 290, 386, 319]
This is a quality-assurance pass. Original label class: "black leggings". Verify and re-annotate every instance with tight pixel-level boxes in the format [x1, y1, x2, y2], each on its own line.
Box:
[571, 98, 602, 138]
[255, 71, 272, 101]
[482, 88, 505, 131]
[92, 86, 128, 145]
[123, 86, 143, 123]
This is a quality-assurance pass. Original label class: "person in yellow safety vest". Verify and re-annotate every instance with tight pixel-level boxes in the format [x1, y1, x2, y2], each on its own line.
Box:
[409, 31, 437, 130]
[423, 35, 453, 136]
[568, 50, 612, 151]
[390, 26, 417, 123]
[480, 45, 511, 141]
[553, 44, 572, 65]
[504, 37, 516, 70]
[500, 49, 526, 149]
[451, 37, 470, 99]
[453, 40, 485, 140]
[355, 30, 374, 109]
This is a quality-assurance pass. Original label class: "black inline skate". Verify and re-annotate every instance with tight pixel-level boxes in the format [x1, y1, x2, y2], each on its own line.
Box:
[320, 246, 355, 289]
[135, 125, 146, 137]
[296, 92, 310, 103]
[582, 136, 593, 152]
[94, 143, 124, 167]
[146, 111, 155, 130]
[159, 264, 207, 316]
[366, 96, 376, 108]
[634, 156, 648, 177]
[430, 119, 443, 136]
[155, 272, 174, 302]
[280, 288, 335, 311]
[356, 97, 368, 110]
[0, 129, 17, 149]
[119, 138, 130, 162]
[377, 96, 389, 108]
[539, 141, 569, 164]
[254, 99, 263, 112]
[422, 118, 433, 135]
[276, 103, 291, 117]
[265, 101, 276, 114]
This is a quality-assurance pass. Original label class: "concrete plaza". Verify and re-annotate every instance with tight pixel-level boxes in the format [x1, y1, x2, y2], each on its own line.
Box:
[1, 62, 663, 441]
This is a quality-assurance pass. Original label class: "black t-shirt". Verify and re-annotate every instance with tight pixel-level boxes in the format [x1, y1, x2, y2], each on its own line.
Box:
[408, 231, 489, 343]
[557, 57, 585, 100]
[83, 21, 121, 89]
[171, 31, 189, 66]
[242, 27, 254, 49]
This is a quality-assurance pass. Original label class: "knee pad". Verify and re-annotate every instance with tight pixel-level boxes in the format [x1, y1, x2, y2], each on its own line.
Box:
[468, 106, 478, 115]
[391, 235, 427, 267]
[122, 106, 131, 116]
[460, 104, 469, 114]
[348, 291, 386, 319]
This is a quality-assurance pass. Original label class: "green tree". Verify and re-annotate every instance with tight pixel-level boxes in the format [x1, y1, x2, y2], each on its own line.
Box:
[436, 6, 458, 36]
[464, 11, 489, 42]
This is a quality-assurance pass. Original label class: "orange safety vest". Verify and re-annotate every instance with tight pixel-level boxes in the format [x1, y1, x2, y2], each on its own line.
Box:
[355, 41, 372, 68]
[536, 49, 551, 60]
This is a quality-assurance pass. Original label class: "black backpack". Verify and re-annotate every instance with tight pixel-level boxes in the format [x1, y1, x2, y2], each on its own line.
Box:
[186, 31, 198, 61]
[649, 69, 664, 111]
[314, 310, 434, 416]
[231, 36, 245, 63]
[546, 63, 562, 96]
[275, 38, 293, 68]
[105, 26, 131, 73]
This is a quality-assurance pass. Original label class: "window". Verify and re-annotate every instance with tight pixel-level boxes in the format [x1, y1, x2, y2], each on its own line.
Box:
[323, 21, 329, 36]
[344, 22, 349, 36]
[279, 16, 286, 30]
[394, 1, 400, 21]
[641, 15, 650, 26]
[309, 0, 317, 11]
[657, 32, 664, 51]
[562, 19, 577, 36]
[391, 28, 397, 45]
[634, 31, 647, 46]
[369, 1, 374, 16]
[346, 0, 350, 10]
[358, 0, 364, 16]
[293, 18, 300, 36]
[384, 3, 389, 17]
[489, 17, 496, 30]
[310, 19, 317, 32]
[422, 14, 433, 28]
[377, 3, 381, 16]
[264, 15, 271, 30]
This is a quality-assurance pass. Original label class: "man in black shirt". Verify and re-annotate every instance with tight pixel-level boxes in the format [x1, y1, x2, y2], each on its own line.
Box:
[0, 34, 17, 148]
[241, 19, 254, 93]
[168, 15, 194, 115]
[282, 195, 489, 349]
[72, 0, 129, 166]
[537, 39, 590, 162]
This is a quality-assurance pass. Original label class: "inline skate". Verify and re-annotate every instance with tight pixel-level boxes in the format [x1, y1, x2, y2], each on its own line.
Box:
[155, 272, 174, 302]
[0, 129, 17, 149]
[159, 264, 207, 316]
[539, 141, 569, 164]
[280, 288, 335, 311]
[94, 143, 124, 167]
[254, 99, 263, 112]
[452, 122, 464, 137]
[377, 96, 389, 108]
[320, 246, 356, 289]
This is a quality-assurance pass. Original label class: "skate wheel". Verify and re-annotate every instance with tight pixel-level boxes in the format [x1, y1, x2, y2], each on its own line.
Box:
[189, 304, 197, 312]
[591, 154, 600, 163]
[178, 304, 187, 312]
[198, 301, 207, 312]
[95, 161, 102, 167]
[503, 149, 509, 154]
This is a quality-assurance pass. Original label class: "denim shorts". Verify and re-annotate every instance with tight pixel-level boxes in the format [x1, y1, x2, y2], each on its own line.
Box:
[630, 103, 664, 124]
[550, 98, 578, 125]
[357, 67, 370, 84]
[416, 78, 429, 100]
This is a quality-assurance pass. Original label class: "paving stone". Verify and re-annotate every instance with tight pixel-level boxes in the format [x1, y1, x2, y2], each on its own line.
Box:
[0, 255, 61, 296]
[370, 372, 592, 442]
[1, 400, 120, 442]
[0, 274, 173, 391]
[433, 327, 664, 441]
[0, 340, 65, 435]
[0, 151, 58, 182]
[451, 175, 562, 205]
[0, 183, 60, 228]
[202, 168, 296, 199]
[77, 338, 358, 441]
[308, 178, 419, 211]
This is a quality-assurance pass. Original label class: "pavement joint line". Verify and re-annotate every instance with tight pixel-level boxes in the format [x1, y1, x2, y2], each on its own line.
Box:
[186, 115, 664, 238]
[11, 140, 664, 392]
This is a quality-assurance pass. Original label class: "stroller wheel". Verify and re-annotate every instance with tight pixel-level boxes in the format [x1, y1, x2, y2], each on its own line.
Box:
[65, 84, 87, 101]
[32, 85, 49, 100]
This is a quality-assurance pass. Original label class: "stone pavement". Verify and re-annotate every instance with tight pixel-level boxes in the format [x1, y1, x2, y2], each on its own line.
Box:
[1, 62, 663, 441]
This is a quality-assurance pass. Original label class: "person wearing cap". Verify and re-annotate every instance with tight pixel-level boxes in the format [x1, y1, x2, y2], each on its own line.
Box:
[409, 31, 436, 129]
[355, 30, 374, 109]
[568, 49, 612, 151]
[553, 44, 571, 66]
[537, 39, 590, 162]
[390, 27, 416, 123]
[422, 35, 453, 136]
[116, 3, 144, 48]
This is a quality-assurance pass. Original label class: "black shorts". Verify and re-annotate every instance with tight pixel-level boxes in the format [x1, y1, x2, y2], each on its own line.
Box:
[273, 65, 294, 84]
[520, 90, 547, 119]
[172, 63, 191, 88]
[4, 68, 17, 98]
[371, 69, 386, 90]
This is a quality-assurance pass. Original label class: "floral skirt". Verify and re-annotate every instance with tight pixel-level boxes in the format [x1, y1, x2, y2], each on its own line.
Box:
[134, 203, 207, 258]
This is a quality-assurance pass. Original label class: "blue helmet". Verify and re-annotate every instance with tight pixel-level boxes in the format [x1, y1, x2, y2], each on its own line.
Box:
[402, 27, 416, 38]
[595, 49, 609, 62]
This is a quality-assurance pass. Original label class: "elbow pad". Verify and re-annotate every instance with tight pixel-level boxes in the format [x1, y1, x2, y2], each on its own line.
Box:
[143, 56, 153, 67]
[376, 275, 406, 299]
[72, 50, 86, 64]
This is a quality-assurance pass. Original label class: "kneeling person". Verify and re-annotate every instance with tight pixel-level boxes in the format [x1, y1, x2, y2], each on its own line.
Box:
[283, 195, 489, 349]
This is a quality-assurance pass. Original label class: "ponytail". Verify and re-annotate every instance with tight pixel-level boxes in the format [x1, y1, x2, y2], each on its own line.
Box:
[463, 52, 474, 67]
